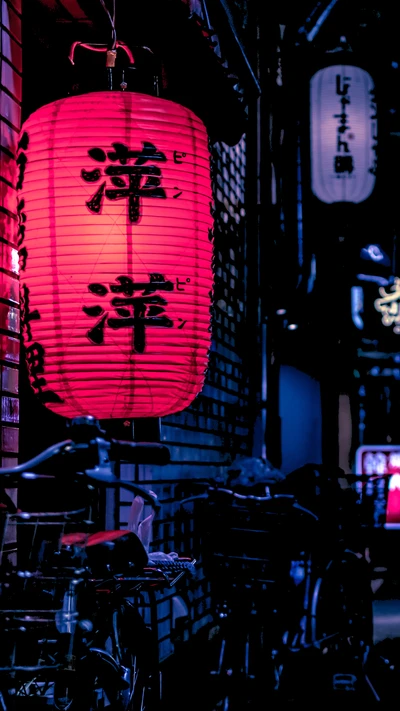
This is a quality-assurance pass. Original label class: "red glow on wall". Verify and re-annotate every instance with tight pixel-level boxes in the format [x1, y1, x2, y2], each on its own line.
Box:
[17, 91, 214, 419]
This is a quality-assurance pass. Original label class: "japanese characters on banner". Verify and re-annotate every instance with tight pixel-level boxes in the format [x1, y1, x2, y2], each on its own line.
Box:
[355, 445, 400, 528]
[310, 64, 377, 204]
[16, 92, 214, 419]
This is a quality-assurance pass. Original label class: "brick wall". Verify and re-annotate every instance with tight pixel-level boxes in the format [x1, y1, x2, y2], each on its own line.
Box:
[135, 137, 250, 486]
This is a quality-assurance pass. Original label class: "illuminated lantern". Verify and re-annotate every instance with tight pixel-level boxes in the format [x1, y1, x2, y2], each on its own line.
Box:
[310, 64, 377, 204]
[17, 92, 214, 419]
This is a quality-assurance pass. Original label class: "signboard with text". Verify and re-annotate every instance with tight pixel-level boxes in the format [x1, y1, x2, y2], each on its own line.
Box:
[310, 64, 377, 204]
[355, 445, 400, 529]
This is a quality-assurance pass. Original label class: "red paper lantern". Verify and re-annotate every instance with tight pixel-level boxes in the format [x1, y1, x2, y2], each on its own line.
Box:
[17, 91, 214, 419]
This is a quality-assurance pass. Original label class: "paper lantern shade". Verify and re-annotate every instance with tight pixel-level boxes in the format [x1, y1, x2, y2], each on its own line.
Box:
[17, 91, 214, 419]
[310, 64, 377, 204]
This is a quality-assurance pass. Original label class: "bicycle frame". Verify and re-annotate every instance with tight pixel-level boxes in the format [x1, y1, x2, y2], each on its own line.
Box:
[0, 416, 188, 710]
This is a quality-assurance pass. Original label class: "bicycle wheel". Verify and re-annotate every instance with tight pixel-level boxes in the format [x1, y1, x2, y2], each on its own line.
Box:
[116, 601, 161, 711]
[0, 676, 56, 710]
[311, 551, 373, 655]
[62, 653, 130, 711]
[275, 551, 373, 702]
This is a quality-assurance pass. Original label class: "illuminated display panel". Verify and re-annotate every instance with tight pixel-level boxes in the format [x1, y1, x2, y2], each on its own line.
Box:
[355, 445, 400, 529]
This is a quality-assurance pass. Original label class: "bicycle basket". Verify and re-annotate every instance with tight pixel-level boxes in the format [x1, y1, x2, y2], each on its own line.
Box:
[0, 508, 94, 675]
[200, 493, 318, 591]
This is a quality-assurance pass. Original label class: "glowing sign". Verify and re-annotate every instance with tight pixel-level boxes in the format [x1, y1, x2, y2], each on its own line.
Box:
[355, 445, 400, 529]
[374, 278, 400, 334]
[351, 286, 364, 330]
[361, 244, 390, 265]
[310, 64, 377, 204]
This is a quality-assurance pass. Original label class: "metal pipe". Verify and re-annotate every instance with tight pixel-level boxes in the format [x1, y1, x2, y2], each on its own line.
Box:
[210, 0, 261, 96]
[200, 0, 212, 31]
[261, 322, 267, 461]
[300, 0, 341, 43]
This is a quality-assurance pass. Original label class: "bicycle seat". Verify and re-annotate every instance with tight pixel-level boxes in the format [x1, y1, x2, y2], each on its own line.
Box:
[61, 530, 148, 577]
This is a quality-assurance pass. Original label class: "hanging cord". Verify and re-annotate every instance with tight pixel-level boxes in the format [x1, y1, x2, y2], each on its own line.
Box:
[98, 0, 117, 86]
[98, 0, 117, 52]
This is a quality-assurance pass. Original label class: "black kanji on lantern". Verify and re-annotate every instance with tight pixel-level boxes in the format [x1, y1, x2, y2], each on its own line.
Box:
[83, 273, 175, 353]
[21, 279, 63, 404]
[16, 131, 29, 190]
[17, 133, 29, 270]
[20, 284, 41, 341]
[333, 74, 354, 176]
[17, 198, 27, 248]
[25, 342, 63, 404]
[334, 155, 354, 174]
[81, 141, 167, 222]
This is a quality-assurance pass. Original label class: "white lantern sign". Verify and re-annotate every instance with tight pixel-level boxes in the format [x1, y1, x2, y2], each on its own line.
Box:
[310, 64, 377, 204]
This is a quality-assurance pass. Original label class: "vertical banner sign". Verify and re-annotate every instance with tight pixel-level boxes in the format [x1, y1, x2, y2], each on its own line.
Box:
[310, 64, 377, 204]
[16, 92, 214, 419]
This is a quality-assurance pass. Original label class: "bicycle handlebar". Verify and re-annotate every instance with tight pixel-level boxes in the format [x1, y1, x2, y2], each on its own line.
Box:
[177, 484, 319, 520]
[0, 440, 73, 475]
[110, 439, 170, 465]
[210, 485, 276, 502]
[0, 435, 165, 513]
[82, 468, 161, 512]
[0, 439, 170, 476]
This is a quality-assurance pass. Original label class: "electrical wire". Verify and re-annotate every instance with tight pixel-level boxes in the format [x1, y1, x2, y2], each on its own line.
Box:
[98, 0, 117, 51]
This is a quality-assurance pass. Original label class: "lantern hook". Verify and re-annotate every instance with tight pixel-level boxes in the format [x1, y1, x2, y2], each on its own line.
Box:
[68, 40, 135, 67]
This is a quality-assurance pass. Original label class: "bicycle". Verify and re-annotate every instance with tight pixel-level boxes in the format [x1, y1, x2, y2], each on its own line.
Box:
[0, 415, 195, 710]
[174, 478, 377, 706]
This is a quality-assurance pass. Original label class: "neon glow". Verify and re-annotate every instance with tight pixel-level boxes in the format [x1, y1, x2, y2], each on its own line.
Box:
[355, 445, 400, 529]
[374, 277, 400, 334]
[351, 286, 364, 330]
